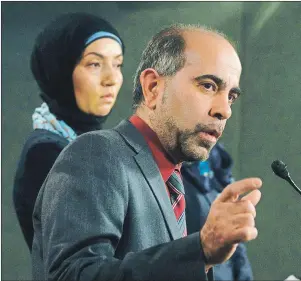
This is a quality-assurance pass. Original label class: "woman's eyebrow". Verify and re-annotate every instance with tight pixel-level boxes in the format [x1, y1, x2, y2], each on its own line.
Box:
[84, 52, 123, 59]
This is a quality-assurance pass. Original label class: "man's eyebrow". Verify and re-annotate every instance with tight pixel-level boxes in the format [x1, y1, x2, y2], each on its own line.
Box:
[194, 74, 242, 96]
[83, 52, 123, 59]
[231, 87, 242, 96]
[194, 74, 225, 87]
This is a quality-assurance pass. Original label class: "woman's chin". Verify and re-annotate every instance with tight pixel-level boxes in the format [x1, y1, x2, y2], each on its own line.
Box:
[92, 107, 112, 117]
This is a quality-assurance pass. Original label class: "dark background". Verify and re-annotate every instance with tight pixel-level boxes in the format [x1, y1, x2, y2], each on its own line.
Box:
[2, 2, 301, 280]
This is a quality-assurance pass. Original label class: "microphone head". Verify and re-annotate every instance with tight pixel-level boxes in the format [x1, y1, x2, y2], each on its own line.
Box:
[271, 160, 289, 179]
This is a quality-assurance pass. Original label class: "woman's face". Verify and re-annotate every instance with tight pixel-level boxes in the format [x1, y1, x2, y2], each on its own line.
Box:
[72, 38, 123, 116]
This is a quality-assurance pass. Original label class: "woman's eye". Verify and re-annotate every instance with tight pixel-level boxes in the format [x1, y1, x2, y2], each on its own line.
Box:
[89, 62, 101, 68]
[113, 62, 123, 69]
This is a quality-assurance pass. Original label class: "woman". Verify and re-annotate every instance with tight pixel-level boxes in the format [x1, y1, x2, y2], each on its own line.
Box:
[13, 12, 125, 250]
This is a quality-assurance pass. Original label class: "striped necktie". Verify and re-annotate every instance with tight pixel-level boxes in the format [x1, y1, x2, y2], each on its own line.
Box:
[167, 170, 187, 237]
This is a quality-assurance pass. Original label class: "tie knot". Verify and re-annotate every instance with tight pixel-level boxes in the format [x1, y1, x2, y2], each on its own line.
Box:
[168, 170, 185, 195]
[166, 169, 187, 237]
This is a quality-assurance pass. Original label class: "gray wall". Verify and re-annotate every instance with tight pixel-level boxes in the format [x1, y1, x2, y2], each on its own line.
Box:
[2, 2, 301, 280]
[239, 3, 301, 279]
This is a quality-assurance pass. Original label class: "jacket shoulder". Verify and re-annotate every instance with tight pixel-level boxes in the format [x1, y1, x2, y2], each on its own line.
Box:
[68, 128, 130, 154]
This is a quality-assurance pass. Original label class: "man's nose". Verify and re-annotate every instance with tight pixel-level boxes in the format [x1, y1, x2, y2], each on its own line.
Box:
[209, 93, 232, 120]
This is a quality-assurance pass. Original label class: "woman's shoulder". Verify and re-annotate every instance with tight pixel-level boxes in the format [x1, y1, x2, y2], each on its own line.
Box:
[23, 129, 69, 152]
[15, 129, 69, 176]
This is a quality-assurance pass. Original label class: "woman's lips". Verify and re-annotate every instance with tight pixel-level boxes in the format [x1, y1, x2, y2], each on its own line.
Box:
[100, 94, 114, 102]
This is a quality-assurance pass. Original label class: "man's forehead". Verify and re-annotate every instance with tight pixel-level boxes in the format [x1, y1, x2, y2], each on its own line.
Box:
[178, 51, 241, 90]
[183, 36, 241, 76]
[183, 29, 229, 49]
[184, 49, 241, 74]
[183, 30, 240, 63]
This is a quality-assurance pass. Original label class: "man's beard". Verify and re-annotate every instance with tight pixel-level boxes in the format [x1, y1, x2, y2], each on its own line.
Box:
[162, 118, 223, 163]
[176, 127, 213, 161]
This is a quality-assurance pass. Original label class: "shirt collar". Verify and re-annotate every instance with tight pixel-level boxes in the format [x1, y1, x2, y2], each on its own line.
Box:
[129, 115, 181, 182]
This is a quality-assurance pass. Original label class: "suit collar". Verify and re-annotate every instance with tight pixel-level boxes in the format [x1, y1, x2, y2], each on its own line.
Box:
[129, 115, 179, 182]
[113, 119, 148, 153]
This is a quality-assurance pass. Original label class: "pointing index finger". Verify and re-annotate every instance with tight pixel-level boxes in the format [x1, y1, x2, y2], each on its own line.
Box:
[217, 178, 262, 203]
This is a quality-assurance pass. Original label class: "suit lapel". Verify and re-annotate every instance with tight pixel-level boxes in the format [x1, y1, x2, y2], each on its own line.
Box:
[114, 120, 181, 240]
[134, 149, 181, 240]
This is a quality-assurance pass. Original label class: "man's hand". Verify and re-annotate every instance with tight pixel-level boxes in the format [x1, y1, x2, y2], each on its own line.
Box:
[200, 178, 262, 267]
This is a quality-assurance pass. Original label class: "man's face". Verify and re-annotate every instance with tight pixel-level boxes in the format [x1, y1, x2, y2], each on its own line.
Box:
[153, 31, 242, 163]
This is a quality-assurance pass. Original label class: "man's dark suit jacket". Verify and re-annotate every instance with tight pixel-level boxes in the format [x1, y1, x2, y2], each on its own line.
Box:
[32, 120, 213, 281]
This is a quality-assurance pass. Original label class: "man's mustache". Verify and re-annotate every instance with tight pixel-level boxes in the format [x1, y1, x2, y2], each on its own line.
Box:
[193, 123, 224, 139]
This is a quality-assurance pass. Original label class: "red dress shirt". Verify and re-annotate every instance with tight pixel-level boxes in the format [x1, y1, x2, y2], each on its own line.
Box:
[129, 115, 182, 197]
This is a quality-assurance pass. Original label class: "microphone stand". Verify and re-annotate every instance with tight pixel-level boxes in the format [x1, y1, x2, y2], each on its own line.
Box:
[285, 176, 301, 196]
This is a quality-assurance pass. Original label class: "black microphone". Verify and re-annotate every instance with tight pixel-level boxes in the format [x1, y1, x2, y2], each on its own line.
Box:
[271, 160, 301, 196]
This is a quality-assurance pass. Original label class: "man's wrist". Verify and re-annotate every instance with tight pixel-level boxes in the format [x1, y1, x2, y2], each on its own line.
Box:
[199, 231, 213, 273]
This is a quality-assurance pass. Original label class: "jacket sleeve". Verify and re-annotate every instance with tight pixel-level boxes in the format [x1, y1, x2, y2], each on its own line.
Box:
[231, 243, 254, 281]
[13, 139, 64, 249]
[34, 132, 211, 281]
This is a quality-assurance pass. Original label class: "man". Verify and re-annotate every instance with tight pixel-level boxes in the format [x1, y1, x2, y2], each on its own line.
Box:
[182, 143, 253, 280]
[32, 24, 262, 281]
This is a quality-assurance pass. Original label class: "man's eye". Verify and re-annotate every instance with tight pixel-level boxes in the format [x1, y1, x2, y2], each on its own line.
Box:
[201, 83, 216, 91]
[229, 93, 239, 104]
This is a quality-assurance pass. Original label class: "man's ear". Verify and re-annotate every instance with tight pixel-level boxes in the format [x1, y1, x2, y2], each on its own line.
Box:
[139, 68, 163, 110]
